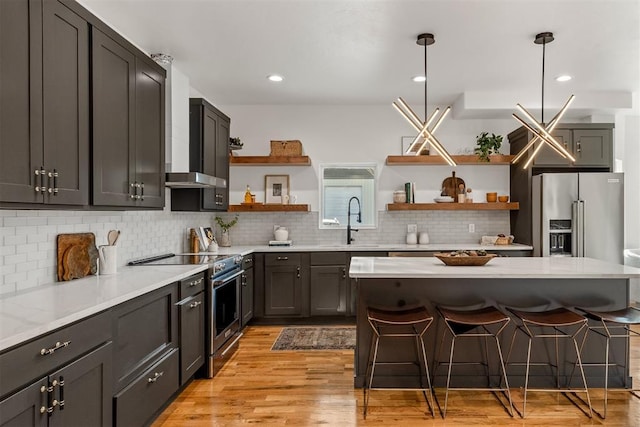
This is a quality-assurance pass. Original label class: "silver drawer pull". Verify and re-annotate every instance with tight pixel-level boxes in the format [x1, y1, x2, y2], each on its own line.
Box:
[148, 371, 164, 383]
[40, 340, 71, 356]
[277, 256, 288, 261]
[40, 406, 47, 414]
[189, 301, 202, 309]
[189, 278, 203, 287]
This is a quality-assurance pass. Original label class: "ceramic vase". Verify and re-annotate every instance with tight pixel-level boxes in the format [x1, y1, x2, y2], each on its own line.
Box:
[219, 230, 231, 247]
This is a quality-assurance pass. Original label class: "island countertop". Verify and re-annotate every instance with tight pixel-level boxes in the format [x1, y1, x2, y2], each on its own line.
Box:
[349, 256, 640, 279]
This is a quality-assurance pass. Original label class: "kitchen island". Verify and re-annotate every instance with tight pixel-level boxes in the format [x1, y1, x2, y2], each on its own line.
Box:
[349, 256, 640, 389]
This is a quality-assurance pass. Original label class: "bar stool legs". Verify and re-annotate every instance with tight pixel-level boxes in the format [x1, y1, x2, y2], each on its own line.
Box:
[573, 307, 640, 418]
[435, 305, 514, 418]
[363, 306, 435, 419]
[506, 307, 593, 418]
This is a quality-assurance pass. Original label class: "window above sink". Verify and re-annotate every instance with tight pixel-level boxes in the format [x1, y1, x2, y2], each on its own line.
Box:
[319, 164, 377, 229]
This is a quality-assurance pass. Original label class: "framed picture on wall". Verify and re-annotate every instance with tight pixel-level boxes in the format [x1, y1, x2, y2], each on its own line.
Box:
[265, 175, 290, 204]
[401, 136, 429, 155]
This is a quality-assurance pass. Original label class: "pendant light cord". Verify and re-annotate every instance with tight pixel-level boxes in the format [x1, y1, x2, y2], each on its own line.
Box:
[424, 41, 428, 122]
[541, 40, 546, 125]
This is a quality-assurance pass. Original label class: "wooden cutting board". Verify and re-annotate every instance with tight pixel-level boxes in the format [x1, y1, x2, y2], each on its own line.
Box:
[441, 171, 465, 200]
[57, 233, 98, 281]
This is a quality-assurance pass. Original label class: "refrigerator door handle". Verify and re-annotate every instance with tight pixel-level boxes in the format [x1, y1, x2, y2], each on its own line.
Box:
[572, 201, 579, 257]
[575, 200, 584, 257]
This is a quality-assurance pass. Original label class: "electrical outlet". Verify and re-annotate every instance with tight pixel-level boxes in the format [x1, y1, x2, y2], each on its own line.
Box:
[468, 223, 475, 233]
[407, 224, 417, 233]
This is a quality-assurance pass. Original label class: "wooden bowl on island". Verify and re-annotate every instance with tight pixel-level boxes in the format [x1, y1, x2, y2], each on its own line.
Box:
[434, 252, 497, 266]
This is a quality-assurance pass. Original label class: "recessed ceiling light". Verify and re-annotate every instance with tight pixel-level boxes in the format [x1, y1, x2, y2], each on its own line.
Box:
[412, 75, 426, 83]
[556, 75, 572, 82]
[267, 74, 284, 82]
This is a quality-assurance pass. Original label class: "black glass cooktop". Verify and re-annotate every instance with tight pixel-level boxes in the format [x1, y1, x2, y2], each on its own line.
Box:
[128, 253, 237, 266]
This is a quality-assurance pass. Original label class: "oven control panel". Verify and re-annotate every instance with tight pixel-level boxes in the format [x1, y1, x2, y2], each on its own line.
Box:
[214, 263, 226, 274]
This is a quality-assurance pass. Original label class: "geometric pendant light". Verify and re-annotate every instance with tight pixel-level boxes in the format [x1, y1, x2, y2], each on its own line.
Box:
[393, 33, 457, 166]
[511, 32, 576, 169]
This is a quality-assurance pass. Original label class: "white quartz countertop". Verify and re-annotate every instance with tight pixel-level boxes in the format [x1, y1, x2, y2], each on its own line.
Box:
[212, 243, 532, 254]
[0, 264, 208, 352]
[349, 256, 640, 279]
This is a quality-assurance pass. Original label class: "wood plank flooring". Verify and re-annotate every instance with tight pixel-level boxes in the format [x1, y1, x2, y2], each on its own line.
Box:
[153, 325, 640, 426]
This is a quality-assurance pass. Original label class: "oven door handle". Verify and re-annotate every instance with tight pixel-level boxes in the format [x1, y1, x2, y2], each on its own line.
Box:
[212, 269, 245, 287]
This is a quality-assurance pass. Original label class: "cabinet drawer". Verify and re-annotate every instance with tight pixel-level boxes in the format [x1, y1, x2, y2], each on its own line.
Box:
[265, 253, 300, 266]
[0, 310, 111, 397]
[310, 252, 347, 265]
[114, 348, 179, 427]
[179, 272, 205, 299]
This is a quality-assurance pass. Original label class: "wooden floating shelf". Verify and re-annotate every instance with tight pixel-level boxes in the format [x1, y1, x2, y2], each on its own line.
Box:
[387, 202, 519, 211]
[386, 154, 514, 165]
[230, 155, 311, 166]
[228, 204, 310, 212]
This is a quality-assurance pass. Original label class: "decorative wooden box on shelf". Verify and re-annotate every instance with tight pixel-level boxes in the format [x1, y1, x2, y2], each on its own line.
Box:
[386, 202, 519, 211]
[385, 154, 514, 165]
[228, 204, 310, 212]
[230, 155, 311, 166]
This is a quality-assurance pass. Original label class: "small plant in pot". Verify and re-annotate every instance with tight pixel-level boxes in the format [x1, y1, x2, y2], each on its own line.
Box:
[474, 132, 503, 162]
[215, 215, 238, 247]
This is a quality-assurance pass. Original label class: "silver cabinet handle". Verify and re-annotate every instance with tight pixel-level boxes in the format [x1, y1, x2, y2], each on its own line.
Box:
[297, 266, 301, 278]
[130, 182, 136, 199]
[40, 340, 71, 356]
[576, 141, 581, 153]
[47, 170, 58, 195]
[342, 268, 346, 279]
[35, 168, 47, 193]
[189, 301, 202, 309]
[277, 256, 288, 261]
[189, 277, 203, 287]
[148, 371, 164, 383]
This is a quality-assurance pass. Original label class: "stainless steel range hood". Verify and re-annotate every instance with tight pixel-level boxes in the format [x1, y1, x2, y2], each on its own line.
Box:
[165, 172, 227, 189]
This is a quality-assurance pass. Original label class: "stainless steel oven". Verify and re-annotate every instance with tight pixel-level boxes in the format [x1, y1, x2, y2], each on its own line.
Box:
[208, 257, 244, 377]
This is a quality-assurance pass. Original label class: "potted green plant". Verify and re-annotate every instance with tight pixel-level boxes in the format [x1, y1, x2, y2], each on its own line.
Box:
[215, 215, 238, 247]
[229, 137, 243, 150]
[474, 132, 503, 162]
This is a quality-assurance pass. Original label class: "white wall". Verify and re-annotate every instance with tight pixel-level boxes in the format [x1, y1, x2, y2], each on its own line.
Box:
[221, 104, 516, 211]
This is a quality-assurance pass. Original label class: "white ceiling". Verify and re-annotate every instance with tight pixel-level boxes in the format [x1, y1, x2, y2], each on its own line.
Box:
[79, 0, 639, 118]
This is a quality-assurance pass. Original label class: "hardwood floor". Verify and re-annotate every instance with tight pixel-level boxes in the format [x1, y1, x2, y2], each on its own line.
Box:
[153, 325, 640, 426]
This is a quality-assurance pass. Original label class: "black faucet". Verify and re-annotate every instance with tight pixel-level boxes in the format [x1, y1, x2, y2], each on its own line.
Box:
[347, 196, 361, 245]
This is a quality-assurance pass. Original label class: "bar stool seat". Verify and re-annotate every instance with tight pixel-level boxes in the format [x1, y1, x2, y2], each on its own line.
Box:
[435, 305, 514, 418]
[575, 306, 640, 418]
[364, 306, 435, 418]
[506, 306, 593, 418]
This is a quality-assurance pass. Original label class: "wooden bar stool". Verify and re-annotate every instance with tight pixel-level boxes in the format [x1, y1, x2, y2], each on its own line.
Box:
[505, 307, 593, 418]
[435, 305, 514, 418]
[574, 306, 640, 418]
[363, 306, 435, 418]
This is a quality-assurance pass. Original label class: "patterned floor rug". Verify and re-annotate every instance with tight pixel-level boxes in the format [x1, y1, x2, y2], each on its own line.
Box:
[271, 326, 356, 351]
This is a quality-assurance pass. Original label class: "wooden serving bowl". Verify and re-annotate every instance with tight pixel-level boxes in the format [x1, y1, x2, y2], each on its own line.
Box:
[486, 192, 497, 203]
[498, 195, 509, 203]
[434, 253, 497, 266]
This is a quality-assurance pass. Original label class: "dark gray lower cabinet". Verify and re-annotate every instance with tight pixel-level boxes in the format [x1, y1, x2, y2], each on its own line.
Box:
[178, 292, 205, 385]
[264, 253, 308, 317]
[0, 339, 112, 427]
[111, 283, 179, 425]
[241, 255, 254, 327]
[113, 349, 179, 427]
[310, 252, 348, 316]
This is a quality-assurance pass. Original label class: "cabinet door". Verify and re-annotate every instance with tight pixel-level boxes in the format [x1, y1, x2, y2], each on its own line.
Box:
[112, 284, 178, 393]
[264, 265, 302, 316]
[134, 57, 165, 208]
[0, 377, 47, 427]
[214, 116, 230, 210]
[0, 0, 43, 204]
[310, 265, 347, 316]
[201, 107, 219, 210]
[573, 129, 612, 167]
[42, 0, 89, 205]
[178, 292, 205, 385]
[48, 343, 112, 427]
[533, 128, 572, 166]
[241, 268, 254, 326]
[91, 28, 135, 206]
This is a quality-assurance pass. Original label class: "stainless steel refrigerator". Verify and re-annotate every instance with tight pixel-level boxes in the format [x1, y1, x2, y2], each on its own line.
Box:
[532, 172, 624, 264]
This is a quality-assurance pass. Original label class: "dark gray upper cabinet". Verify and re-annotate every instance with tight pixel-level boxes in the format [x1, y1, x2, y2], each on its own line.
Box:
[510, 123, 614, 170]
[171, 98, 230, 211]
[91, 28, 165, 208]
[1, 0, 89, 206]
